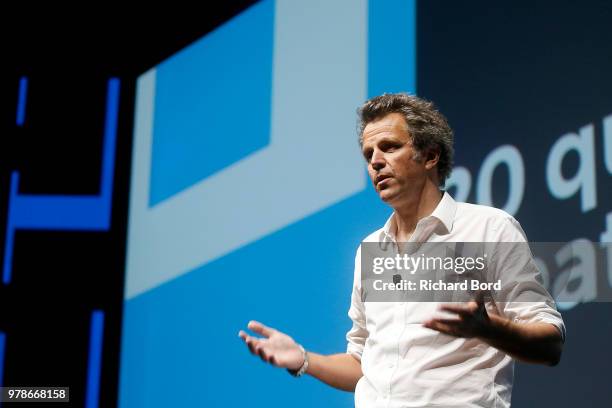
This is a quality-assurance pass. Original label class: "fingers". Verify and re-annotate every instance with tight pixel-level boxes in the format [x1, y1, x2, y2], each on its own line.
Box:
[238, 329, 276, 364]
[238, 331, 257, 352]
[439, 300, 488, 322]
[247, 320, 275, 338]
[239, 321, 283, 366]
[474, 290, 487, 305]
[423, 319, 459, 336]
[427, 317, 462, 326]
[238, 321, 269, 354]
[438, 301, 479, 316]
[252, 342, 276, 364]
[254, 344, 266, 360]
[239, 331, 262, 354]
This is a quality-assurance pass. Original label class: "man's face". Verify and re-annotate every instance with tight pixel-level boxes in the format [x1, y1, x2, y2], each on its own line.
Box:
[361, 113, 429, 205]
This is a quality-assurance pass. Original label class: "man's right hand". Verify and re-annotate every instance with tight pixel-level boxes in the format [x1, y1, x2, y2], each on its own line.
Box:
[238, 320, 305, 370]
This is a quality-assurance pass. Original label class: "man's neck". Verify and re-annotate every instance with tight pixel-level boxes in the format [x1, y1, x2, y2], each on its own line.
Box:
[392, 184, 443, 242]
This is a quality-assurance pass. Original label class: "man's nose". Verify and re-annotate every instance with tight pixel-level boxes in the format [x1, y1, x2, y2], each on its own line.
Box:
[371, 150, 385, 171]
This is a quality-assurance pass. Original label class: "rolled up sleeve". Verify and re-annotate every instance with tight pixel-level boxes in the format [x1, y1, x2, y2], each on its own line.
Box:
[492, 217, 566, 342]
[346, 246, 369, 359]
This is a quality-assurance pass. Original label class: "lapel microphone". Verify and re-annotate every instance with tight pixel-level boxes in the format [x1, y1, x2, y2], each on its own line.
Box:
[393, 274, 402, 285]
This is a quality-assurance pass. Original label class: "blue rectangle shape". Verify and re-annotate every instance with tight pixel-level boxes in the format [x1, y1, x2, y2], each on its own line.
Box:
[149, 0, 273, 207]
[2, 173, 18, 284]
[16, 77, 28, 126]
[85, 311, 104, 408]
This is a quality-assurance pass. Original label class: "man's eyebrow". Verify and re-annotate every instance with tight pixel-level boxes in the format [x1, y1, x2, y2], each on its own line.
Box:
[362, 135, 402, 148]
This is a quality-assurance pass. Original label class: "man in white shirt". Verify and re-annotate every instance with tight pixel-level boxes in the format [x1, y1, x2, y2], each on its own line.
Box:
[239, 93, 564, 407]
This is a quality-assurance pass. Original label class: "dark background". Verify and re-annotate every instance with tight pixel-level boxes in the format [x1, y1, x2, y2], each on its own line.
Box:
[1, 3, 257, 407]
[418, 1, 612, 406]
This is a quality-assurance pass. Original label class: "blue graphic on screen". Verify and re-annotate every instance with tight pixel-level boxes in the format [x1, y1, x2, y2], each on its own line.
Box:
[120, 0, 415, 407]
[3, 78, 119, 284]
[16, 77, 28, 126]
[0, 332, 5, 385]
[86, 311, 105, 408]
[149, 5, 273, 207]
[3, 76, 117, 408]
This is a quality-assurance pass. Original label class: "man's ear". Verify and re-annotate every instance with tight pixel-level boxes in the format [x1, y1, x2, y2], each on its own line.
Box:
[424, 148, 440, 170]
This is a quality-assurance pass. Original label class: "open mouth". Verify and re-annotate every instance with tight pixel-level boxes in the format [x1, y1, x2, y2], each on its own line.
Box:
[376, 175, 392, 188]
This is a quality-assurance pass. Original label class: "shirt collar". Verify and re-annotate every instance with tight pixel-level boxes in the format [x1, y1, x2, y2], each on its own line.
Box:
[380, 191, 457, 241]
[430, 191, 456, 233]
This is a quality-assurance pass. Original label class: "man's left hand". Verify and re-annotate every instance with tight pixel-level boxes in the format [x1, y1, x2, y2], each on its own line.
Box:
[423, 298, 492, 338]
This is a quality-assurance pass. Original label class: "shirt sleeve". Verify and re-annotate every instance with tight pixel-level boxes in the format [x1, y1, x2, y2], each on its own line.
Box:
[490, 217, 566, 342]
[346, 245, 369, 359]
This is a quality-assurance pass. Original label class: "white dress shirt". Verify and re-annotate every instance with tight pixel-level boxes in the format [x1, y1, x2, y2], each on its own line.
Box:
[346, 192, 565, 408]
